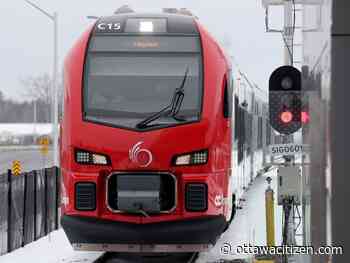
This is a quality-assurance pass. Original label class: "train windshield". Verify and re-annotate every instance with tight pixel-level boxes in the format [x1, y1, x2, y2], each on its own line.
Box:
[83, 36, 202, 130]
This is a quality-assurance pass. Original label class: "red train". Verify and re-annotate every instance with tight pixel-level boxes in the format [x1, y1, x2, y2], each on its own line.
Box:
[60, 10, 235, 252]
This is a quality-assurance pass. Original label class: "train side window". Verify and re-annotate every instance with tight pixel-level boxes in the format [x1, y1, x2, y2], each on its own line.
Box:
[237, 107, 244, 163]
[234, 96, 239, 141]
[245, 112, 251, 153]
[223, 75, 233, 118]
[266, 121, 271, 146]
[258, 117, 263, 149]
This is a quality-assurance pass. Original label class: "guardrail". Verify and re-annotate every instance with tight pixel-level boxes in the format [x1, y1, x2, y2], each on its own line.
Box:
[0, 145, 44, 152]
[0, 167, 60, 256]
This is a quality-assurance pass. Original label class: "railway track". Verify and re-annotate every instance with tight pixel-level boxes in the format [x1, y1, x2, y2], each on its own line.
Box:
[93, 252, 199, 263]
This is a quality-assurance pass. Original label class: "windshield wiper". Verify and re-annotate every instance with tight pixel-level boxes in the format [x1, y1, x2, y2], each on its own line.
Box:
[136, 68, 189, 129]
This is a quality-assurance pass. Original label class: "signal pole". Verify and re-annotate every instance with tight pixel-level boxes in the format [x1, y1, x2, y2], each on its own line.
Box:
[283, 1, 294, 66]
[262, 0, 299, 66]
[53, 12, 59, 167]
[24, 0, 59, 167]
[282, 1, 294, 145]
[283, 2, 297, 249]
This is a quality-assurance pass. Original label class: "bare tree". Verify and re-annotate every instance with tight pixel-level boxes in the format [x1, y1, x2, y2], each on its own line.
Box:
[21, 73, 63, 103]
[20, 73, 64, 122]
[0, 90, 4, 103]
[21, 73, 52, 103]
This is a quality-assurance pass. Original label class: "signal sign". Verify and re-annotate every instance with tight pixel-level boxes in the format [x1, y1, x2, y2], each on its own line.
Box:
[12, 160, 22, 176]
[269, 143, 310, 157]
[39, 136, 50, 156]
[269, 66, 302, 135]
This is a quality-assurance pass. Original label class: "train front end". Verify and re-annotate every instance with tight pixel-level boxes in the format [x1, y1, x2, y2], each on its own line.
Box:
[60, 12, 233, 252]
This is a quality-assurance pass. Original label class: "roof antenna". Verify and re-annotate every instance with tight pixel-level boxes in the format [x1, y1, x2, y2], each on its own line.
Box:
[114, 5, 134, 14]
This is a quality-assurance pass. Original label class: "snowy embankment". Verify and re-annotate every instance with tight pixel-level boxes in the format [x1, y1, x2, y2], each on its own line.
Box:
[0, 123, 52, 136]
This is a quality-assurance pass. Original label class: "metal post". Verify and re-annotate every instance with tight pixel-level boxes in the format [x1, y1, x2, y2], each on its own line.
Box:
[33, 100, 37, 124]
[22, 173, 27, 247]
[33, 100, 37, 143]
[265, 177, 275, 246]
[44, 169, 48, 235]
[284, 0, 294, 66]
[33, 171, 37, 241]
[283, 3, 297, 247]
[24, 0, 59, 167]
[7, 169, 12, 253]
[55, 167, 60, 230]
[52, 12, 59, 167]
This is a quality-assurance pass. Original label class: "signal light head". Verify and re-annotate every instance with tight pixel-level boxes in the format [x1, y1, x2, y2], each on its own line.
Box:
[280, 111, 293, 124]
[269, 66, 302, 135]
[301, 111, 310, 124]
[281, 77, 293, 90]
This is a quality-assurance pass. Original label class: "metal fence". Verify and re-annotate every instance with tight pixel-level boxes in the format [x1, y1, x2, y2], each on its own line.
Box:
[0, 167, 60, 255]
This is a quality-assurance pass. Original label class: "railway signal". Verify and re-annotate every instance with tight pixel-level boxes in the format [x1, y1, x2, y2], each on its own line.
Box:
[301, 90, 310, 126]
[269, 66, 302, 135]
[301, 110, 310, 124]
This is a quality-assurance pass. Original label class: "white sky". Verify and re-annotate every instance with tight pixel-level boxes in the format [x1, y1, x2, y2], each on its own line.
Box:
[0, 0, 284, 101]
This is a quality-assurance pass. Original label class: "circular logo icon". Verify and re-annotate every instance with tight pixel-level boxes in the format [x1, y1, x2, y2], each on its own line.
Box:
[129, 141, 153, 167]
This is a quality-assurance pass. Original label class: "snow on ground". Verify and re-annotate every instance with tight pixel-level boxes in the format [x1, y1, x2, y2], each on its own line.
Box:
[0, 123, 53, 136]
[0, 230, 102, 263]
[1, 171, 281, 263]
[197, 171, 282, 262]
[0, 145, 42, 151]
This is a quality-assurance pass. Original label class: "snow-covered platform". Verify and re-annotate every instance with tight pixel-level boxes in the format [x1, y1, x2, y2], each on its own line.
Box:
[1, 172, 280, 263]
[0, 230, 103, 263]
[197, 171, 282, 262]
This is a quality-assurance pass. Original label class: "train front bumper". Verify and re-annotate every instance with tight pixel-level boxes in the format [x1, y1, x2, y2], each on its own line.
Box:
[61, 215, 226, 252]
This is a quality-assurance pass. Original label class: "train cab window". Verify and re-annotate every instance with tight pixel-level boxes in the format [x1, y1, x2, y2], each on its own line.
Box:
[83, 36, 203, 130]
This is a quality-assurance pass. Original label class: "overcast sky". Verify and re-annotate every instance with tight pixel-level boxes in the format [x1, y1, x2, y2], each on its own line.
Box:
[0, 0, 284, 101]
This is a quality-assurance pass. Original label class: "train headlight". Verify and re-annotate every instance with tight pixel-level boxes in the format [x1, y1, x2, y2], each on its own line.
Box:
[75, 149, 110, 165]
[92, 153, 108, 165]
[173, 150, 208, 166]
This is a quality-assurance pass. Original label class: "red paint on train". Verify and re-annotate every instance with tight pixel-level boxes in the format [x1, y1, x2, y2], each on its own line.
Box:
[60, 12, 234, 250]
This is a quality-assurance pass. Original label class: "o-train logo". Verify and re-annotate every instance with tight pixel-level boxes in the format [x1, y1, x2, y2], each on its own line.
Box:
[129, 141, 153, 167]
